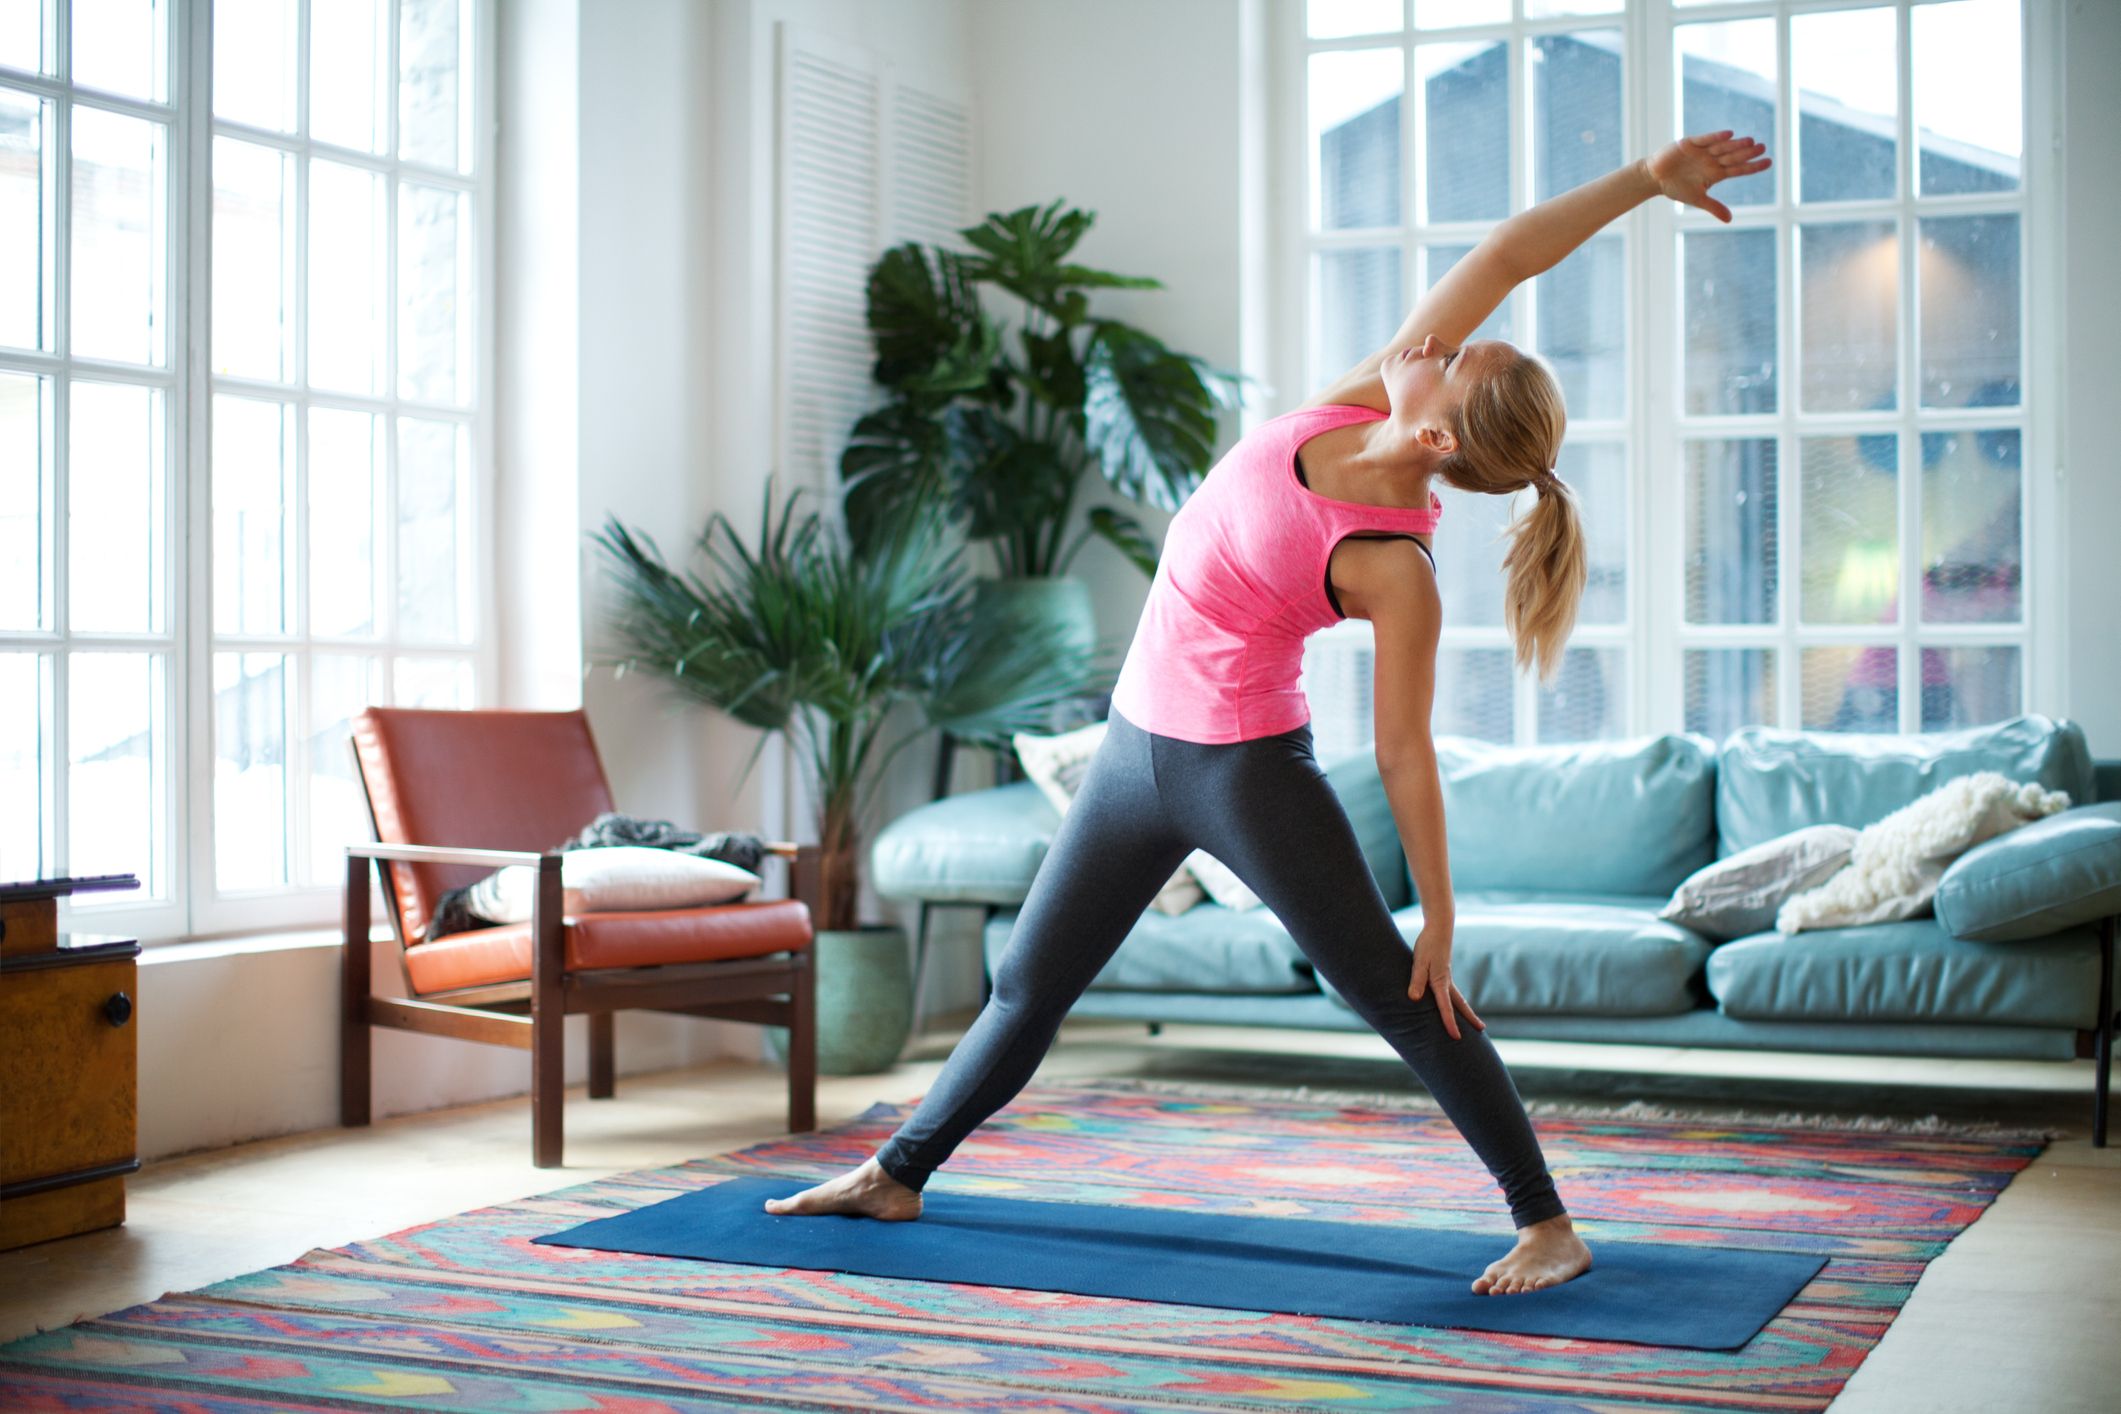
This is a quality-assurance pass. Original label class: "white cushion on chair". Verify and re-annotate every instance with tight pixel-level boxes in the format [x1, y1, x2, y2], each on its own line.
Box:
[465, 846, 760, 923]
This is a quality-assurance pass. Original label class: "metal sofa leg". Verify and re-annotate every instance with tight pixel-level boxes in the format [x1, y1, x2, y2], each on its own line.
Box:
[588, 1012, 615, 1100]
[2096, 917, 2113, 1149]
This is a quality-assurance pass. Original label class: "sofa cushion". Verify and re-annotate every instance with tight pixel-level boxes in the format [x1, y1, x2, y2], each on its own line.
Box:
[1934, 803, 2121, 942]
[1317, 893, 1712, 1017]
[1413, 735, 1717, 899]
[1704, 918, 2109, 1029]
[871, 780, 1059, 905]
[982, 902, 1315, 994]
[1715, 715, 2094, 856]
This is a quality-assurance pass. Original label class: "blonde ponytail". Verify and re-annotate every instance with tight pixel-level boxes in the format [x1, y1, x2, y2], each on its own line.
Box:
[1433, 349, 1585, 682]
[1502, 475, 1587, 682]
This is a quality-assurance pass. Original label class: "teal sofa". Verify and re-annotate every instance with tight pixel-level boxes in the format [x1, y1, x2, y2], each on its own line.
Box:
[873, 715, 2121, 1142]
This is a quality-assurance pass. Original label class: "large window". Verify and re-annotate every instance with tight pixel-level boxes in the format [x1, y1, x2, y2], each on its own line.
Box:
[1293, 0, 2041, 748]
[0, 0, 490, 941]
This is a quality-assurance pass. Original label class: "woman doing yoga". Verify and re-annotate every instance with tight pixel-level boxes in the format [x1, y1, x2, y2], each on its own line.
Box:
[766, 130, 1771, 1296]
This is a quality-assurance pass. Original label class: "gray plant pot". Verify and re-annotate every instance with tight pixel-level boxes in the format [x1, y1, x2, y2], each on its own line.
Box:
[764, 922, 912, 1076]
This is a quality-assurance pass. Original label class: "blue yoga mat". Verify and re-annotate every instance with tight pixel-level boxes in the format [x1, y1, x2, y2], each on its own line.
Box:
[535, 1175, 1823, 1350]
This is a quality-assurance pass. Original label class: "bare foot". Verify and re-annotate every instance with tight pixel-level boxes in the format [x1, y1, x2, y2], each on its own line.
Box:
[761, 1157, 924, 1221]
[1471, 1213, 1593, 1295]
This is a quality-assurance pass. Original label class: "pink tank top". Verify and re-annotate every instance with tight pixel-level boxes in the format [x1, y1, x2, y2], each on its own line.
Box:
[1109, 403, 1442, 744]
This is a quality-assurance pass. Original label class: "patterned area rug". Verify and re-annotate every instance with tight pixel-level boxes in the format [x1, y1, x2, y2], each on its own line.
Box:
[0, 1077, 2054, 1412]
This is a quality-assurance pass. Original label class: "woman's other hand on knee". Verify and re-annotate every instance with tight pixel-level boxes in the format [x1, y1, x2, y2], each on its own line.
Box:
[1408, 927, 1485, 1040]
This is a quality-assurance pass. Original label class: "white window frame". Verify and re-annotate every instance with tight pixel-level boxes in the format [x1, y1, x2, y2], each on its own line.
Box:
[0, 0, 497, 945]
[1276, 0, 2062, 745]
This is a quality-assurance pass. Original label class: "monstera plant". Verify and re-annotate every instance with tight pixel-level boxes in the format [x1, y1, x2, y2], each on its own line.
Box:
[839, 199, 1256, 583]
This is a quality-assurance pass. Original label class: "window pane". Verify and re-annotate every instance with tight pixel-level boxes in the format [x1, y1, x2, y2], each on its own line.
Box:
[308, 159, 384, 394]
[1535, 234, 1622, 421]
[0, 652, 50, 880]
[70, 105, 166, 366]
[397, 417, 465, 643]
[212, 0, 296, 132]
[1922, 429, 2021, 624]
[1685, 438, 1777, 625]
[1436, 481, 1510, 628]
[310, 407, 381, 638]
[1537, 646, 1623, 743]
[1686, 648, 1775, 740]
[68, 379, 164, 633]
[1793, 7, 1896, 203]
[0, 370, 48, 629]
[1418, 1, 1507, 27]
[1801, 645, 1896, 733]
[1434, 647, 1512, 743]
[1427, 243, 1510, 343]
[0, 1, 40, 73]
[214, 650, 289, 891]
[1800, 434, 1898, 626]
[311, 0, 387, 152]
[1561, 440, 1624, 626]
[307, 653, 381, 885]
[1676, 19, 1775, 209]
[1527, 0, 1622, 16]
[399, 182, 467, 403]
[399, 0, 468, 171]
[68, 650, 165, 893]
[1419, 42, 1507, 223]
[0, 88, 47, 351]
[212, 393, 293, 636]
[1682, 228, 1775, 415]
[211, 137, 294, 380]
[72, 0, 165, 102]
[1800, 221, 1897, 414]
[1532, 32, 1622, 204]
[1921, 646, 2020, 731]
[1308, 0, 1399, 41]
[1312, 47, 1401, 231]
[1316, 246, 1400, 375]
[1920, 215, 2019, 409]
[1916, 0, 2021, 195]
[393, 655, 470, 707]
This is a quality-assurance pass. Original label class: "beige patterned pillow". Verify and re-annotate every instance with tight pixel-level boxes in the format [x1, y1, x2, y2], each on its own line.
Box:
[1012, 720, 1205, 915]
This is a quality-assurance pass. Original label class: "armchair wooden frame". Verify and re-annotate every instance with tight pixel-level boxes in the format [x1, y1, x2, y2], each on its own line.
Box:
[341, 760, 824, 1167]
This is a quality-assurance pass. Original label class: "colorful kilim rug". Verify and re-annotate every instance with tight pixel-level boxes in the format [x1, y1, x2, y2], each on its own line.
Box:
[0, 1076, 2053, 1412]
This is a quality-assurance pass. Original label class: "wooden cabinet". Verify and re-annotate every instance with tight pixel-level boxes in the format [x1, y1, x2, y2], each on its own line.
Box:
[0, 876, 141, 1251]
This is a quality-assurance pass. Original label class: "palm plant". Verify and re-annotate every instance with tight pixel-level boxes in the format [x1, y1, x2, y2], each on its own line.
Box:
[591, 482, 1091, 933]
[839, 198, 1257, 575]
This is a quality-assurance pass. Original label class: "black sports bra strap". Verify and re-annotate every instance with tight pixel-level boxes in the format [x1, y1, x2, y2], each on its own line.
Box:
[1324, 532, 1437, 619]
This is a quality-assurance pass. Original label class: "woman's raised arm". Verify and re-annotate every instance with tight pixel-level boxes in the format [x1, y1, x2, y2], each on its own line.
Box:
[1387, 130, 1771, 351]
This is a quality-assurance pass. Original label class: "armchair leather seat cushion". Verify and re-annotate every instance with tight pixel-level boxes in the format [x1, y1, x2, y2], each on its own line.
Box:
[402, 898, 812, 994]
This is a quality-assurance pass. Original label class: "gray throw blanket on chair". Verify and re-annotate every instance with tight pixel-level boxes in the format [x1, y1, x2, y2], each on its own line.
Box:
[421, 813, 771, 944]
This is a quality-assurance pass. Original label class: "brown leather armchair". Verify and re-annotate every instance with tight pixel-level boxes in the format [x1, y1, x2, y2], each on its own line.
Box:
[341, 706, 819, 1167]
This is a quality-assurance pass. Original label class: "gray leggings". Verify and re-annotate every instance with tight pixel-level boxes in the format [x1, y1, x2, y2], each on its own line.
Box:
[872, 706, 1568, 1229]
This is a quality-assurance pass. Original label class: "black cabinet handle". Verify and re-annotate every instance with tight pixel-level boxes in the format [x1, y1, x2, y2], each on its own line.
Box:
[104, 992, 133, 1028]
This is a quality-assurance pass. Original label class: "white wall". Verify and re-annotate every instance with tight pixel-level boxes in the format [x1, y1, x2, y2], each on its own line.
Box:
[2060, 0, 2121, 753]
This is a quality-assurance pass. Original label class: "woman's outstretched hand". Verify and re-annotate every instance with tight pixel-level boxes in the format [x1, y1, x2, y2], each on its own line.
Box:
[1409, 925, 1485, 1041]
[1645, 130, 1772, 223]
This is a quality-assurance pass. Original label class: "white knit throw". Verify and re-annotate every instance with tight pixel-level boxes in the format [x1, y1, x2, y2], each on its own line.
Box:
[1775, 772, 2070, 934]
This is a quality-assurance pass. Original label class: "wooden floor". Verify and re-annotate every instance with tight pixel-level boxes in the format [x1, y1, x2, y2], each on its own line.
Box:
[3, 1013, 2115, 1412]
